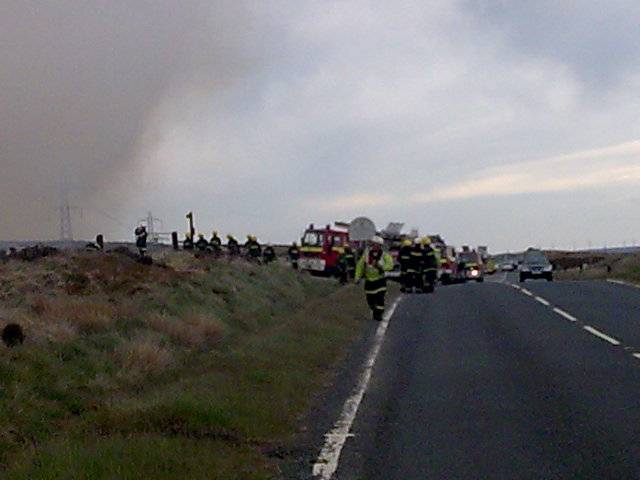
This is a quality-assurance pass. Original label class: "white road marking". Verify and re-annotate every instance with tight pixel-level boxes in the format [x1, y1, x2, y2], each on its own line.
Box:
[607, 279, 640, 289]
[508, 283, 637, 359]
[312, 296, 402, 479]
[535, 296, 551, 306]
[553, 307, 577, 322]
[583, 326, 621, 346]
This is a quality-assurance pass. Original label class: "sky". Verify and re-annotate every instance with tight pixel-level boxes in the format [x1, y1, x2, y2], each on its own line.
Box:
[1, 1, 639, 252]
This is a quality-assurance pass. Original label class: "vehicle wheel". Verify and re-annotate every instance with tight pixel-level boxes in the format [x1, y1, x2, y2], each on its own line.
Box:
[476, 278, 484, 283]
[519, 275, 525, 283]
[547, 275, 553, 282]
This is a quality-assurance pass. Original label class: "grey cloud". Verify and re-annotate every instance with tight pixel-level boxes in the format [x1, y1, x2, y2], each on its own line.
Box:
[463, 0, 640, 89]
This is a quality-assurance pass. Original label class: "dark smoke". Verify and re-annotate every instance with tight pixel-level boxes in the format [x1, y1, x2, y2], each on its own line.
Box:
[0, 1, 260, 240]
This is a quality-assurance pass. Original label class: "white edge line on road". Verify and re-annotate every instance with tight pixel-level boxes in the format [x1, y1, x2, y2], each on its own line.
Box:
[520, 288, 533, 296]
[312, 296, 402, 479]
[553, 307, 577, 322]
[534, 296, 551, 306]
[633, 353, 640, 360]
[607, 279, 640, 289]
[583, 325, 621, 346]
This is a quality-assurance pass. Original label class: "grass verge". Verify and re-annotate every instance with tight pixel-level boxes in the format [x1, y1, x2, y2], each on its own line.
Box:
[0, 251, 370, 479]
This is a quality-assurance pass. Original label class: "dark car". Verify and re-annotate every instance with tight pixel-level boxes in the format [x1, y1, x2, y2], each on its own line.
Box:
[519, 249, 553, 282]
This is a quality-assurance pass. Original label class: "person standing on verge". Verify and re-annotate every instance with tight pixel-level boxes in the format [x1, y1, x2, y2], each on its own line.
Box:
[338, 244, 357, 285]
[135, 225, 148, 258]
[355, 236, 394, 321]
[288, 241, 300, 269]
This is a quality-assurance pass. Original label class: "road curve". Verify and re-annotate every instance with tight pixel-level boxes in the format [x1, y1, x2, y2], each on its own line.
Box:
[330, 279, 640, 479]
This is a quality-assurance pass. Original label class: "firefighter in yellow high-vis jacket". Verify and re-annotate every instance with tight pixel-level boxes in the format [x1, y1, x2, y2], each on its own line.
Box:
[355, 236, 394, 321]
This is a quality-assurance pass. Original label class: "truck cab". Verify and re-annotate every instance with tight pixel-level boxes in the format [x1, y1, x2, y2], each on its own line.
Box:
[299, 224, 349, 275]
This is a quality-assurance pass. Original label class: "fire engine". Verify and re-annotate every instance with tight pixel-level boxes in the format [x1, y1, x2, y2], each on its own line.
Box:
[299, 223, 349, 275]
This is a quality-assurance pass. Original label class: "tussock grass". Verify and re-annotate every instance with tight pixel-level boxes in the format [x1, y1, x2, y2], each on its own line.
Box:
[0, 251, 370, 478]
[555, 252, 640, 283]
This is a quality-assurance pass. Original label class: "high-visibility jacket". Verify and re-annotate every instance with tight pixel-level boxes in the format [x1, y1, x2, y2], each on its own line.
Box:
[398, 246, 413, 272]
[263, 246, 276, 263]
[339, 250, 356, 271]
[355, 250, 394, 294]
[423, 246, 438, 272]
[210, 235, 222, 251]
[409, 245, 424, 273]
[245, 240, 262, 257]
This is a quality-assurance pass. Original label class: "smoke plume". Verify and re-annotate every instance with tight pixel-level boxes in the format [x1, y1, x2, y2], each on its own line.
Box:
[0, 1, 259, 240]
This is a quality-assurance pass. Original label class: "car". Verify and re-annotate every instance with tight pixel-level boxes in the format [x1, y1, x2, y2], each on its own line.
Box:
[458, 250, 485, 283]
[501, 262, 516, 272]
[519, 249, 553, 282]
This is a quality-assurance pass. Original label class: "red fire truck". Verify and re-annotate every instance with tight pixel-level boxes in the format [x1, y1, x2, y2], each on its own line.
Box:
[299, 223, 350, 275]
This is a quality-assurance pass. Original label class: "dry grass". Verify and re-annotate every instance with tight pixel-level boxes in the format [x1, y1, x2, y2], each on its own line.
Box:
[148, 312, 225, 350]
[0, 249, 370, 478]
[29, 296, 118, 334]
[117, 334, 174, 379]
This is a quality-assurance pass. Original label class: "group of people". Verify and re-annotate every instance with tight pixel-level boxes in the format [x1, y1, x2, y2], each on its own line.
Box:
[134, 225, 293, 266]
[397, 236, 439, 294]
[183, 232, 279, 264]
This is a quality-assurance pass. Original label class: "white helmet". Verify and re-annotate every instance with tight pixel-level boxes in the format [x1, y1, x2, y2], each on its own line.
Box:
[414, 238, 422, 245]
[371, 236, 384, 245]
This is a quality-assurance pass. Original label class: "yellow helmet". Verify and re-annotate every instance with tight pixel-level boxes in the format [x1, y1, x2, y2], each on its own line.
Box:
[421, 236, 431, 245]
[402, 239, 412, 247]
[213, 231, 218, 236]
[198, 234, 204, 239]
[227, 234, 233, 240]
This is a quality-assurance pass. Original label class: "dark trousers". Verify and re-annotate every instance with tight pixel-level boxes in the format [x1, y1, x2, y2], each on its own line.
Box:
[408, 270, 423, 291]
[424, 269, 437, 293]
[340, 267, 355, 285]
[365, 289, 386, 320]
[400, 269, 410, 290]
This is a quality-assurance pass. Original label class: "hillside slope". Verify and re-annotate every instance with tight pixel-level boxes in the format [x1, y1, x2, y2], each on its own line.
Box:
[0, 251, 369, 479]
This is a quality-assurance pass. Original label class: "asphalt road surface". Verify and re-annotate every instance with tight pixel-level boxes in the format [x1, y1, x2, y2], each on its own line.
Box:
[323, 274, 640, 479]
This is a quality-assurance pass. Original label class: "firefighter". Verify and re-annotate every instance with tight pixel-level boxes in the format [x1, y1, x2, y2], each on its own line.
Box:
[338, 244, 357, 285]
[398, 239, 413, 292]
[288, 241, 300, 269]
[355, 236, 394, 321]
[210, 231, 222, 255]
[227, 234, 240, 256]
[245, 235, 262, 261]
[195, 234, 209, 252]
[134, 225, 148, 257]
[422, 237, 438, 294]
[263, 244, 276, 264]
[409, 238, 425, 293]
[183, 232, 194, 250]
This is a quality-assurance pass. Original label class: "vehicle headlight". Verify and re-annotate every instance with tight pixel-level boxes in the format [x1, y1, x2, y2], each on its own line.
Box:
[470, 269, 479, 277]
[544, 265, 553, 272]
[521, 266, 530, 272]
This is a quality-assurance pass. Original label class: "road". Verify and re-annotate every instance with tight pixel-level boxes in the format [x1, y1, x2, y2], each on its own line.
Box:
[316, 275, 640, 479]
